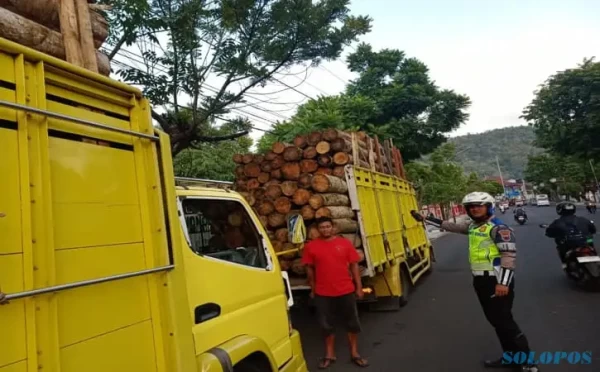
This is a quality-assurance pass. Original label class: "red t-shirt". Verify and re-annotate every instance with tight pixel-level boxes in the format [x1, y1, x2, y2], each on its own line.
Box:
[302, 236, 360, 297]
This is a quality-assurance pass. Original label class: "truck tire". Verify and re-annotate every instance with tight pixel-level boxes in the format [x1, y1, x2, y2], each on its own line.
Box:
[234, 355, 272, 372]
[399, 268, 411, 307]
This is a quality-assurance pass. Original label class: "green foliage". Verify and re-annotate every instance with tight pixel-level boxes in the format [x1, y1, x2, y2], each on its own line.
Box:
[521, 58, 600, 160]
[524, 153, 591, 199]
[447, 126, 543, 179]
[104, 0, 371, 155]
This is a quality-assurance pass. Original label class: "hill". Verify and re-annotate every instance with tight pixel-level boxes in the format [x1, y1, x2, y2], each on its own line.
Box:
[447, 126, 543, 179]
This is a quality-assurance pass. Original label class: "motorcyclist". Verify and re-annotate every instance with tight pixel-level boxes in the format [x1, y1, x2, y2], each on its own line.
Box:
[545, 202, 596, 268]
[513, 207, 527, 221]
[410, 192, 538, 372]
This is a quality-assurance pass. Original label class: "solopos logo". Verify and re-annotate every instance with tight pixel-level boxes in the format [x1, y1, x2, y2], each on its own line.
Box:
[502, 351, 592, 365]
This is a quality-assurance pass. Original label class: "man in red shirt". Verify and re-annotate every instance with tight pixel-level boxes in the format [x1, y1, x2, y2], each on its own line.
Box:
[302, 217, 368, 369]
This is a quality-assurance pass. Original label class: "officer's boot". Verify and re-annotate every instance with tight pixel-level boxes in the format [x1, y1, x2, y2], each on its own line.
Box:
[513, 334, 540, 372]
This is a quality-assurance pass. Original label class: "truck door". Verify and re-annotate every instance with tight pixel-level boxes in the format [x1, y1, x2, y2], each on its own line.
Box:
[177, 196, 293, 368]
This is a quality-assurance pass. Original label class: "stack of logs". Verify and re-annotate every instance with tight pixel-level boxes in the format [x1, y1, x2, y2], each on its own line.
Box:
[232, 128, 406, 277]
[0, 0, 111, 75]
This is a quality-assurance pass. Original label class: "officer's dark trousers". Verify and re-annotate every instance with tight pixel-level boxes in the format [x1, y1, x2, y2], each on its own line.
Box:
[473, 273, 531, 355]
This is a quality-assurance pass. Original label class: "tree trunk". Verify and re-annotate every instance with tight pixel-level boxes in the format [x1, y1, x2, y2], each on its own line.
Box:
[281, 162, 300, 180]
[275, 228, 288, 243]
[341, 234, 362, 248]
[283, 146, 302, 161]
[280, 181, 298, 197]
[333, 218, 358, 233]
[292, 188, 311, 206]
[333, 152, 351, 165]
[330, 137, 352, 152]
[300, 159, 318, 173]
[268, 213, 286, 228]
[332, 166, 345, 178]
[298, 173, 312, 189]
[257, 172, 270, 184]
[303, 146, 317, 159]
[243, 163, 261, 178]
[260, 162, 272, 172]
[274, 196, 291, 214]
[271, 142, 289, 154]
[311, 174, 348, 193]
[316, 141, 331, 154]
[270, 169, 282, 180]
[300, 205, 315, 220]
[315, 167, 332, 176]
[0, 7, 110, 75]
[270, 155, 285, 169]
[265, 184, 282, 199]
[232, 153, 243, 164]
[265, 151, 278, 161]
[293, 134, 307, 148]
[317, 154, 332, 167]
[307, 131, 322, 146]
[241, 153, 254, 164]
[228, 210, 244, 227]
[318, 206, 354, 219]
[246, 178, 260, 190]
[309, 193, 350, 209]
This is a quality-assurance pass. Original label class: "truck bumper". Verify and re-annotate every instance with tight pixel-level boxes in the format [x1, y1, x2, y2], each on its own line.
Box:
[280, 330, 308, 372]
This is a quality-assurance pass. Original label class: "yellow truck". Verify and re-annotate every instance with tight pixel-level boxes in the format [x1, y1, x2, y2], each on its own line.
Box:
[0, 38, 306, 372]
[285, 165, 434, 311]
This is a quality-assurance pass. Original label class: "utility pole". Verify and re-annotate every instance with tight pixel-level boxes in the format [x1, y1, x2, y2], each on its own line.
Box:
[590, 159, 599, 202]
[496, 156, 507, 198]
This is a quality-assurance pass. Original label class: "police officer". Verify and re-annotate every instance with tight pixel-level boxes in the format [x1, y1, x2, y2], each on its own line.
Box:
[411, 191, 539, 372]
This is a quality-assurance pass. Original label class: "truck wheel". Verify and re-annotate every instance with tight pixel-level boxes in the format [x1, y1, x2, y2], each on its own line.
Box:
[234, 356, 272, 372]
[399, 268, 411, 307]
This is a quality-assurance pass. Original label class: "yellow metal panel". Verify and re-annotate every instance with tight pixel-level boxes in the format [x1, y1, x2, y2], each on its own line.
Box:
[0, 52, 15, 83]
[0, 128, 22, 255]
[374, 174, 405, 259]
[60, 321, 157, 372]
[48, 137, 143, 249]
[0, 361, 27, 372]
[0, 87, 17, 121]
[0, 254, 26, 368]
[45, 83, 131, 119]
[46, 100, 131, 133]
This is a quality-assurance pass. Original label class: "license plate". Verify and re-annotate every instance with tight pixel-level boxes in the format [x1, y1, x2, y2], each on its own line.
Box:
[576, 256, 600, 263]
[518, 217, 524, 220]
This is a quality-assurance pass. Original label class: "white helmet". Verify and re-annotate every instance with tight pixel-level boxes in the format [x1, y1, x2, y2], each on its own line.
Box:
[462, 192, 495, 206]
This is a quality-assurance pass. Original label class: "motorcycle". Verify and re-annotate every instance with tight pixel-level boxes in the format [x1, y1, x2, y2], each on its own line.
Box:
[540, 224, 600, 290]
[516, 215, 527, 225]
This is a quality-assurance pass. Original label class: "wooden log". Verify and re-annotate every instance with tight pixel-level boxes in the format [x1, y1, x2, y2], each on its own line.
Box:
[235, 180, 247, 191]
[242, 154, 254, 164]
[281, 243, 297, 260]
[300, 159, 318, 173]
[333, 152, 351, 166]
[298, 173, 312, 189]
[243, 163, 261, 177]
[232, 153, 244, 164]
[281, 162, 300, 180]
[319, 206, 354, 219]
[311, 174, 348, 193]
[251, 188, 265, 201]
[271, 142, 289, 154]
[274, 197, 291, 214]
[270, 169, 282, 180]
[316, 141, 331, 155]
[302, 146, 317, 159]
[280, 181, 298, 197]
[283, 146, 302, 161]
[268, 213, 286, 228]
[239, 192, 256, 207]
[315, 207, 331, 219]
[272, 241, 284, 253]
[332, 166, 345, 178]
[309, 193, 350, 209]
[0, 7, 110, 74]
[322, 128, 340, 141]
[258, 215, 268, 229]
[0, 0, 109, 47]
[270, 156, 285, 169]
[307, 131, 322, 146]
[292, 188, 311, 206]
[330, 137, 351, 152]
[300, 205, 315, 220]
[260, 162, 272, 172]
[265, 184, 282, 199]
[246, 178, 260, 190]
[341, 234, 362, 248]
[293, 134, 308, 149]
[75, 0, 98, 72]
[308, 225, 320, 240]
[228, 210, 244, 227]
[291, 258, 306, 276]
[257, 172, 270, 184]
[317, 154, 332, 167]
[315, 167, 332, 175]
[333, 218, 358, 233]
[254, 154, 265, 163]
[264, 179, 280, 187]
[234, 165, 245, 178]
[265, 151, 278, 161]
[275, 228, 288, 243]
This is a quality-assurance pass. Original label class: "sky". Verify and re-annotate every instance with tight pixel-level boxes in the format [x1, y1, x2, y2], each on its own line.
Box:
[114, 0, 600, 146]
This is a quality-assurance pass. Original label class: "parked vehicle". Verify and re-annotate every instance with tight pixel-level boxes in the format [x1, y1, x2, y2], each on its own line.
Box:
[0, 38, 306, 372]
[536, 194, 550, 206]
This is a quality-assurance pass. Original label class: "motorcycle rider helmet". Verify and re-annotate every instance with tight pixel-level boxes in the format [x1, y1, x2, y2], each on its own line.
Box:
[462, 192, 496, 219]
[556, 202, 576, 216]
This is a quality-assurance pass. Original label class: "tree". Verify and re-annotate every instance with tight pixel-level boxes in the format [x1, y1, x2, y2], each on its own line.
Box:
[102, 0, 371, 155]
[524, 154, 589, 200]
[521, 58, 600, 160]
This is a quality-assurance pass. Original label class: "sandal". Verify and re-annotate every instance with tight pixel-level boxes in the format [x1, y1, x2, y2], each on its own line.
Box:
[351, 356, 369, 367]
[318, 357, 336, 369]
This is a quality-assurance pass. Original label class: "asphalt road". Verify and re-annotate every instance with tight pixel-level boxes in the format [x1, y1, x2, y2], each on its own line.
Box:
[291, 206, 600, 372]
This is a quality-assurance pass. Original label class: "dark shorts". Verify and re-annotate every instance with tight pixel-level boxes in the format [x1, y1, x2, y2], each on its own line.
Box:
[314, 292, 361, 335]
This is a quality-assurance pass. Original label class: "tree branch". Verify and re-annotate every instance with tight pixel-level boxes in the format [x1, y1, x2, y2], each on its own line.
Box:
[191, 130, 250, 144]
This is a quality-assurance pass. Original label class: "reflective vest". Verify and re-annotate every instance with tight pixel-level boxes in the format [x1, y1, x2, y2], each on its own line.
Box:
[468, 222, 501, 271]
